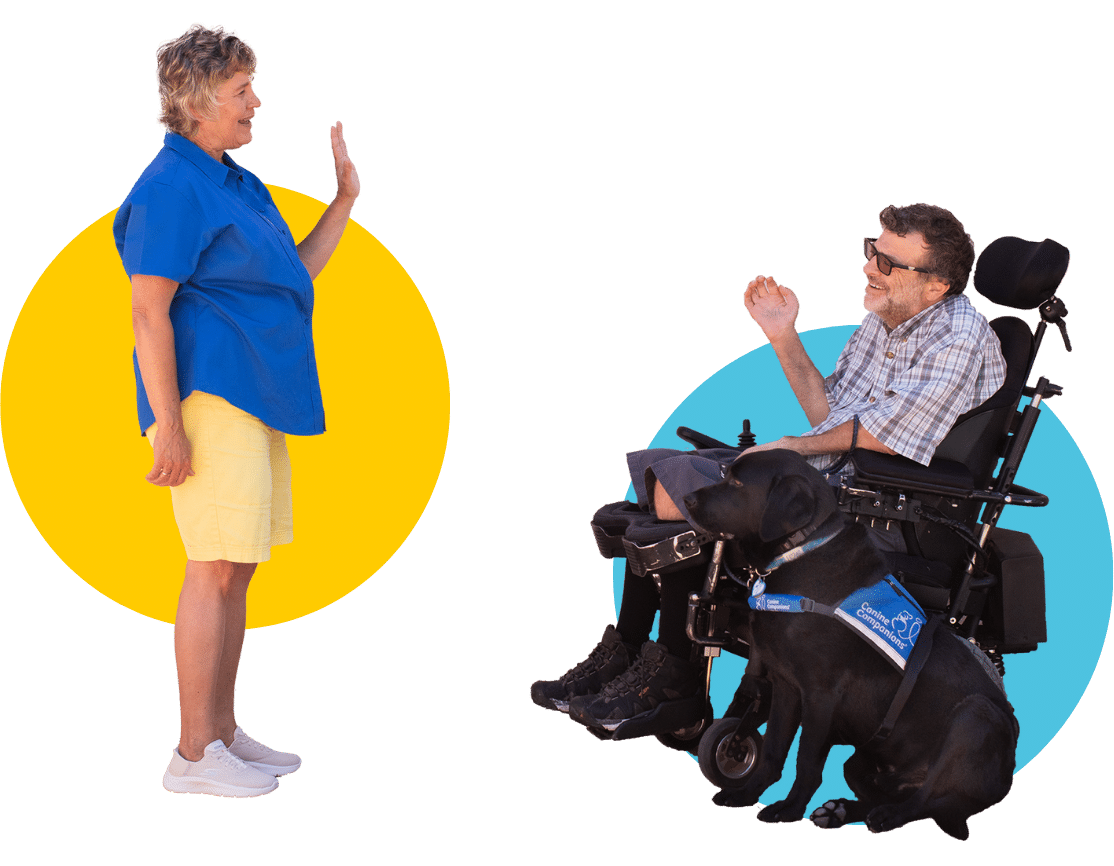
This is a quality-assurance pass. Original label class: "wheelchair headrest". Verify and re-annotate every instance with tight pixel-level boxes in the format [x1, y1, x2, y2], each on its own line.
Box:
[974, 236, 1069, 310]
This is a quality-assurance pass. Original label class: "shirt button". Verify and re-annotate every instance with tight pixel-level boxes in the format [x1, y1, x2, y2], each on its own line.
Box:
[869, 396, 876, 403]
[886, 351, 895, 359]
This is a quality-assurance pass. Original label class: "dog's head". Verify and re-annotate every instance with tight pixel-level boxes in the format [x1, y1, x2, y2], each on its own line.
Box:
[684, 449, 840, 567]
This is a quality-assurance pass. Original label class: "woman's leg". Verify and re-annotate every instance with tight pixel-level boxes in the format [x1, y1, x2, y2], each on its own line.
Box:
[213, 562, 257, 746]
[174, 559, 255, 761]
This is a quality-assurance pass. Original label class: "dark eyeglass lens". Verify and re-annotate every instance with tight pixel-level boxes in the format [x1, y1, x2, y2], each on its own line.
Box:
[865, 239, 893, 275]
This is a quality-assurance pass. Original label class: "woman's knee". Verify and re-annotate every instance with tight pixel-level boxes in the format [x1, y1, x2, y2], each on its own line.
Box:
[185, 559, 257, 595]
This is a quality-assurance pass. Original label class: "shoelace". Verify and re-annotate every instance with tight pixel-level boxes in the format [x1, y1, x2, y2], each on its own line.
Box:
[562, 641, 614, 681]
[598, 652, 662, 698]
[212, 746, 249, 770]
[235, 731, 265, 750]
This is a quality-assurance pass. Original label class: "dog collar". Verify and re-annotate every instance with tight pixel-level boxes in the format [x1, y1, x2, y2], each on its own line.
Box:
[763, 525, 843, 572]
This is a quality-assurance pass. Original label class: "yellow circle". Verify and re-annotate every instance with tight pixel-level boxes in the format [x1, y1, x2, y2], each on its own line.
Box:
[2, 186, 449, 627]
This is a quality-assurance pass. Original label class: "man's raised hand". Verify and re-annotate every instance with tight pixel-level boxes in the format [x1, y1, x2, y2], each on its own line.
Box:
[745, 275, 799, 342]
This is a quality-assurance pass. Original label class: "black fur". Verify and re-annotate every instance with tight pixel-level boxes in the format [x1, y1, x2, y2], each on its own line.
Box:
[684, 449, 1017, 839]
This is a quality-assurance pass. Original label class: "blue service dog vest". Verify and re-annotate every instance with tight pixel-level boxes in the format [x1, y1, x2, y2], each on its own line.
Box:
[749, 576, 928, 671]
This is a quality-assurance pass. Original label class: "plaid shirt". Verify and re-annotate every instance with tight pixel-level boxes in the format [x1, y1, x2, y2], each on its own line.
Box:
[803, 294, 1007, 468]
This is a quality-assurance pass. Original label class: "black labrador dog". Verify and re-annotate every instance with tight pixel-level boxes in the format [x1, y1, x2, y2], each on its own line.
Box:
[684, 449, 1017, 840]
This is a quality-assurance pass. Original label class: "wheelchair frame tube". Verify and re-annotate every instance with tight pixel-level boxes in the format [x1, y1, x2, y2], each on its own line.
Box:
[951, 382, 1050, 631]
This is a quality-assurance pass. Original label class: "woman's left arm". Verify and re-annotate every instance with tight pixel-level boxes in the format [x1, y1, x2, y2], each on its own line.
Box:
[297, 121, 361, 280]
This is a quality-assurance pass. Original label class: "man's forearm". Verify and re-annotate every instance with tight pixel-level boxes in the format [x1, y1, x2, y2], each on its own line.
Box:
[761, 420, 897, 457]
[769, 329, 830, 427]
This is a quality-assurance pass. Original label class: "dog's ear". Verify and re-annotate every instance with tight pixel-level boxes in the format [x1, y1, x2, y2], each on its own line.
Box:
[759, 474, 817, 543]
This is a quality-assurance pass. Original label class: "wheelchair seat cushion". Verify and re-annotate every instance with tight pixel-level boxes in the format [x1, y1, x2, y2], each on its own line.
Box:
[840, 449, 974, 492]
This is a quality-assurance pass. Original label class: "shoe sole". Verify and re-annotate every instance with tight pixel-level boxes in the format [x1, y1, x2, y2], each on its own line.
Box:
[162, 772, 279, 797]
[572, 694, 706, 735]
[530, 692, 571, 713]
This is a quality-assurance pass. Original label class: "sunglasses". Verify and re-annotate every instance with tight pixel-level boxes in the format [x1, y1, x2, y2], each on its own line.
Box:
[864, 238, 934, 277]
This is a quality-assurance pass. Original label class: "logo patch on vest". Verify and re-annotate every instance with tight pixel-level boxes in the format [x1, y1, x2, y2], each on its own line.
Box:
[749, 577, 927, 670]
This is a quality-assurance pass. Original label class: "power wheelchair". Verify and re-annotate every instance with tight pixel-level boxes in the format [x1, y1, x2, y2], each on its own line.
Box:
[587, 235, 1071, 790]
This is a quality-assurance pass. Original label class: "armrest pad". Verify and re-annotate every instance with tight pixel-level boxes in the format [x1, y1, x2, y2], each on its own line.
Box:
[844, 448, 975, 490]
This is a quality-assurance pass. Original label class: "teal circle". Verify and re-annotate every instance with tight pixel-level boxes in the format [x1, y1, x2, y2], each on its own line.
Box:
[614, 326, 1112, 808]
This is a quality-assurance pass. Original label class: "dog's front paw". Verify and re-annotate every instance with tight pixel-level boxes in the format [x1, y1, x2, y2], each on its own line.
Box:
[811, 799, 854, 829]
[758, 799, 806, 823]
[865, 804, 907, 834]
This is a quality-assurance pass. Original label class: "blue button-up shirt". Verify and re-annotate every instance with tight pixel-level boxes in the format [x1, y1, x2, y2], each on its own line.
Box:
[114, 132, 325, 436]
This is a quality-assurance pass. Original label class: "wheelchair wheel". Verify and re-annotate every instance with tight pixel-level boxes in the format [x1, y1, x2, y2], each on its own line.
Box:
[654, 706, 713, 755]
[697, 717, 762, 789]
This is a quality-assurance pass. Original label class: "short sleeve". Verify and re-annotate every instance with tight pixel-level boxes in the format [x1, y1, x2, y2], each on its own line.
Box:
[116, 182, 211, 283]
[857, 340, 986, 464]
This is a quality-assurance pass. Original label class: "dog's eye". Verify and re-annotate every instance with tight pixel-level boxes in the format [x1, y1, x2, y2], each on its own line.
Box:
[727, 473, 743, 488]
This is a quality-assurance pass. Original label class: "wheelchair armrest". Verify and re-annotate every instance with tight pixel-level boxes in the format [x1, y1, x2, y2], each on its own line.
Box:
[675, 426, 735, 451]
[834, 449, 1049, 507]
[836, 448, 974, 493]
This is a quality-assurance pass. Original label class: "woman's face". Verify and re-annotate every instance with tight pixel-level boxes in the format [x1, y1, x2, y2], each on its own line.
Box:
[192, 71, 261, 160]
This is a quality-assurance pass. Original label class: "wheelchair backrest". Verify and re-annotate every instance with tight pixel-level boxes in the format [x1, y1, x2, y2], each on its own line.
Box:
[931, 316, 1033, 488]
[927, 236, 1069, 488]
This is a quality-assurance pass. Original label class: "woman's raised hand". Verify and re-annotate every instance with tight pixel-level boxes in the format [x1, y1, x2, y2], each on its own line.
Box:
[331, 121, 360, 204]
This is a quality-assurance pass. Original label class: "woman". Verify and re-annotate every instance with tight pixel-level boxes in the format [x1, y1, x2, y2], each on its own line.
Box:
[114, 25, 359, 797]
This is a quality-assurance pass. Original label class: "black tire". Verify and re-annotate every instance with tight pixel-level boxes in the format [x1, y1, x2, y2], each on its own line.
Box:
[697, 717, 763, 788]
[655, 705, 713, 755]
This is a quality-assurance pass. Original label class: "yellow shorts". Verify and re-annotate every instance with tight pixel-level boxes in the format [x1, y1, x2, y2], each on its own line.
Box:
[147, 391, 293, 563]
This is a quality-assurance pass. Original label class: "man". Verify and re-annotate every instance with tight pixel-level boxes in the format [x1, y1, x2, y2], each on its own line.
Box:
[531, 203, 1007, 732]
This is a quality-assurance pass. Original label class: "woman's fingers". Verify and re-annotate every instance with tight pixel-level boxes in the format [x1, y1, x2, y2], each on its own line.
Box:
[146, 460, 194, 487]
[147, 429, 194, 486]
[331, 121, 360, 198]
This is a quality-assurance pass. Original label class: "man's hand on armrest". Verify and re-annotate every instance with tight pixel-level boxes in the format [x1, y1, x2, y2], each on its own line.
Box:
[746, 421, 897, 458]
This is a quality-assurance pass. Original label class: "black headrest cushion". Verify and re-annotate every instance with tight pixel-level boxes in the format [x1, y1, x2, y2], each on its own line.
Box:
[974, 236, 1069, 310]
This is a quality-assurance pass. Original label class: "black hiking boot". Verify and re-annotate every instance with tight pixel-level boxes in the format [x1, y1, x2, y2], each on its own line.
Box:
[568, 640, 701, 731]
[530, 625, 635, 712]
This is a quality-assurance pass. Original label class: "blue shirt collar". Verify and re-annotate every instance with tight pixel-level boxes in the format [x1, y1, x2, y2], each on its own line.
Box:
[164, 131, 245, 187]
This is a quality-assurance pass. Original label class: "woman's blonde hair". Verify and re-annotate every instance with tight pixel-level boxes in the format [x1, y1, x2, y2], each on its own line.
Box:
[157, 25, 256, 138]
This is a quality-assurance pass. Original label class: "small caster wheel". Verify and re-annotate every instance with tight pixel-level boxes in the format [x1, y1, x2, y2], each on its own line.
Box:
[698, 717, 762, 788]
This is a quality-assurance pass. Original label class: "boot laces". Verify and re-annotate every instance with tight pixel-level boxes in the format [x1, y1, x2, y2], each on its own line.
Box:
[598, 650, 662, 698]
[561, 639, 615, 682]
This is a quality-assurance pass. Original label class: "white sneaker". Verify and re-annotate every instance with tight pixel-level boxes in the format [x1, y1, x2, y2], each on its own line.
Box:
[163, 739, 279, 797]
[228, 726, 302, 776]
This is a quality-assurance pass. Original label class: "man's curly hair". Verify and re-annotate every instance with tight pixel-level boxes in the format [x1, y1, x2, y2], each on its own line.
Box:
[879, 203, 974, 296]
